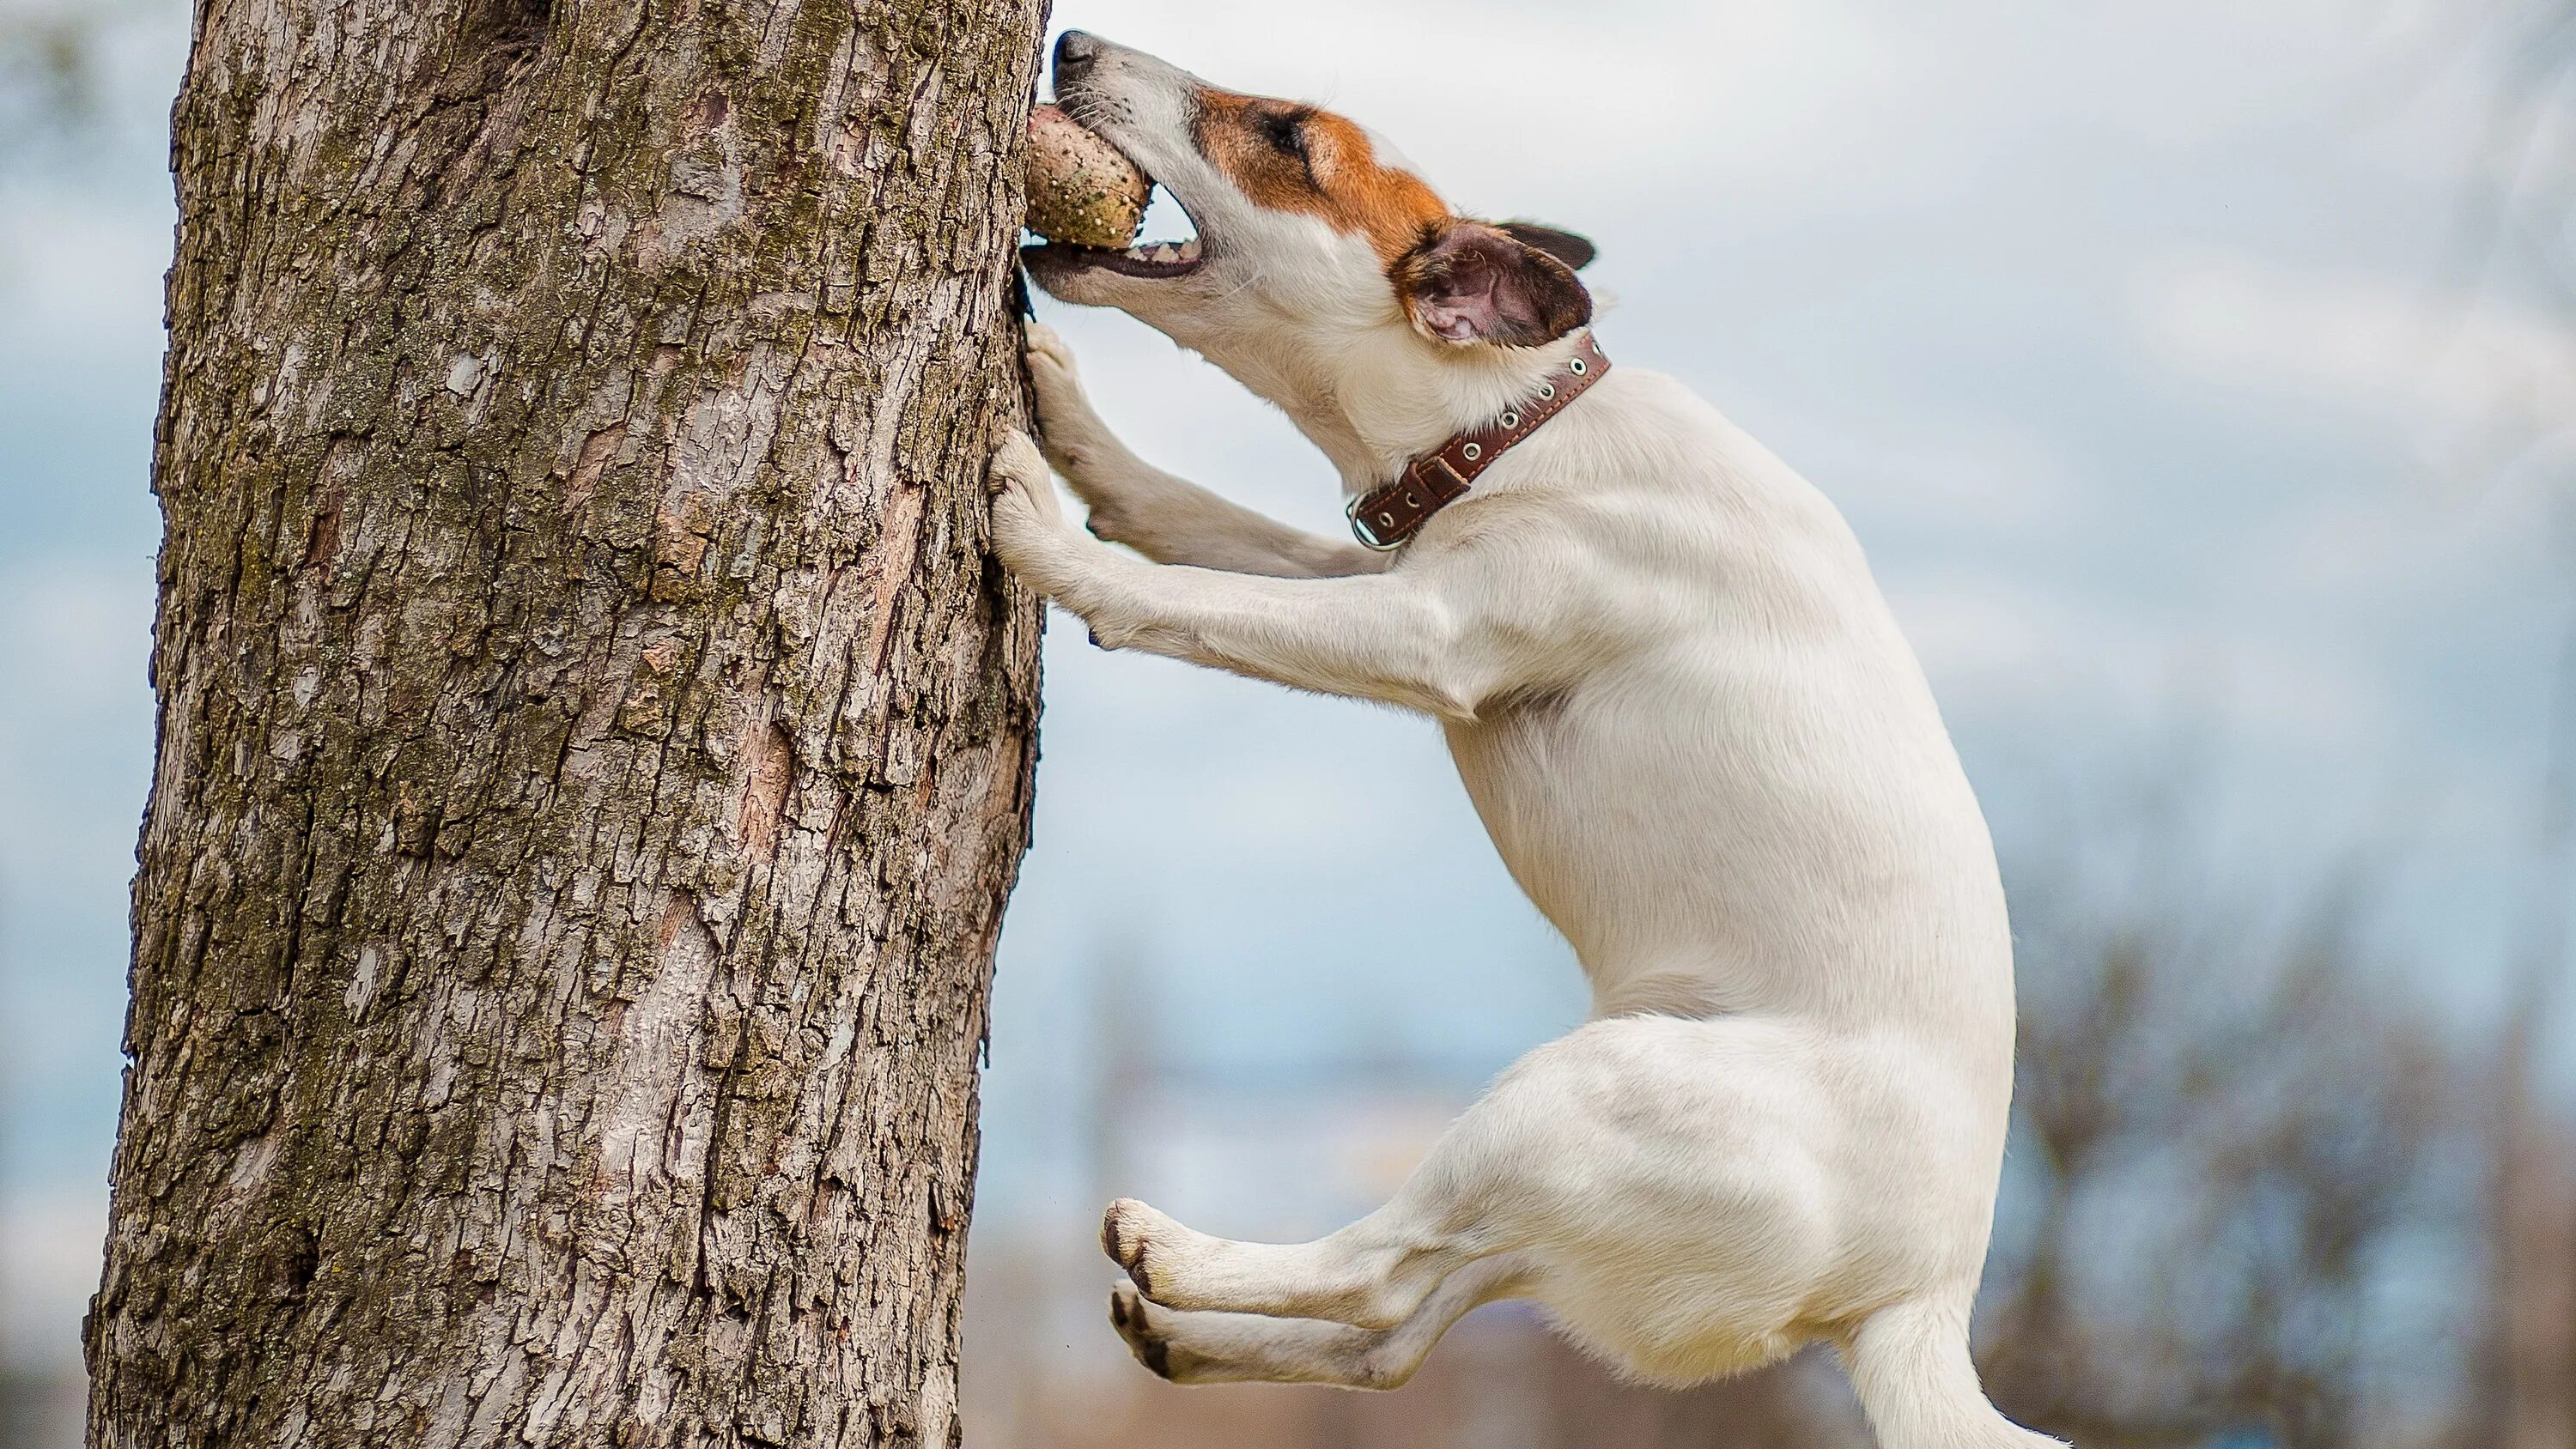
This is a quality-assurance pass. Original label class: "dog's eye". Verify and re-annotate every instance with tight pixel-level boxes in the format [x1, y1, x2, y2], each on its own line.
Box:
[1264, 110, 1307, 161]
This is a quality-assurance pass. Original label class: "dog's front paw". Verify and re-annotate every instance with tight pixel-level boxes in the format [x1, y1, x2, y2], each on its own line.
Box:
[1024, 318, 1082, 385]
[988, 427, 1058, 514]
[987, 427, 1073, 581]
[1023, 323, 1121, 476]
[1024, 322, 1091, 456]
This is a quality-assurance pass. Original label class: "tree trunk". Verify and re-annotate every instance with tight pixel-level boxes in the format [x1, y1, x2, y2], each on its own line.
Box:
[85, 2, 1045, 1445]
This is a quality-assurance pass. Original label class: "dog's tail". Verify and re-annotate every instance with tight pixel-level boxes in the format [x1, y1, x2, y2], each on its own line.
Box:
[1844, 1300, 2067, 1449]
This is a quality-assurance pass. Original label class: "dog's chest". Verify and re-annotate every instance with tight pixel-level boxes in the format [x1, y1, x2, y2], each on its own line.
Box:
[1439, 693, 1674, 954]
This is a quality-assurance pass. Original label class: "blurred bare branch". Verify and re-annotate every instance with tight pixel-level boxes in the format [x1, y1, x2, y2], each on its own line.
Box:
[0, 0, 168, 165]
[0, 9, 100, 149]
[1983, 834, 2478, 1449]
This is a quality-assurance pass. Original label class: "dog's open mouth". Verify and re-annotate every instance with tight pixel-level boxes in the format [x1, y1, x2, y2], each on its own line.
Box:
[1027, 216, 1204, 278]
[1023, 109, 1205, 281]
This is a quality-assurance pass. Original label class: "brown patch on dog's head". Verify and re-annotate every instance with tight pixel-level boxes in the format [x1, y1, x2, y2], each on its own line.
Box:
[1192, 88, 1449, 265]
[1394, 221, 1594, 346]
[1191, 86, 1596, 345]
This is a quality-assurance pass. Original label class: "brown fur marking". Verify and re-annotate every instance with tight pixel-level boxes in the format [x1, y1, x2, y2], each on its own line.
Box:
[1192, 87, 1449, 265]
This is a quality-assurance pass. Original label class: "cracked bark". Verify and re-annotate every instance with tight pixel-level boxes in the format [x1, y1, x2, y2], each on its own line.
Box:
[84, 2, 1046, 1446]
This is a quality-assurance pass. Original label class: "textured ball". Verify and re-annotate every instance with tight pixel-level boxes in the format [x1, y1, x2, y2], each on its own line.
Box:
[1024, 105, 1150, 250]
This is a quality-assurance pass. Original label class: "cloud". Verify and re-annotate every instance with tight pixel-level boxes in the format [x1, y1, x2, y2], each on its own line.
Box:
[2134, 251, 2576, 459]
[2260, 464, 2560, 603]
[1887, 571, 2388, 751]
[1052, 0, 1967, 221]
[1742, 395, 2073, 537]
[1054, 0, 2492, 236]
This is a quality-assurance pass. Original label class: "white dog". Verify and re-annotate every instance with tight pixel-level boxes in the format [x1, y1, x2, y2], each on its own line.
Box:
[987, 31, 2061, 1449]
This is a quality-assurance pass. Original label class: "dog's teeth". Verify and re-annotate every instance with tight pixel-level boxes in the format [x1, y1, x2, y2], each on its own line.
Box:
[1114, 239, 1198, 268]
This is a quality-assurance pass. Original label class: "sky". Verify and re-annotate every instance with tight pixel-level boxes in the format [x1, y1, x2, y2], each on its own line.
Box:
[3, 0, 2572, 1382]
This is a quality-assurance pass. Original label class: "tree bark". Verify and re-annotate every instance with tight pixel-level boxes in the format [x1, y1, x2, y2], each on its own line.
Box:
[85, 2, 1045, 1445]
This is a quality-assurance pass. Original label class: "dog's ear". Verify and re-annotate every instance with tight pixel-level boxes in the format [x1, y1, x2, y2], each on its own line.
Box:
[1397, 221, 1593, 347]
[1498, 221, 1596, 272]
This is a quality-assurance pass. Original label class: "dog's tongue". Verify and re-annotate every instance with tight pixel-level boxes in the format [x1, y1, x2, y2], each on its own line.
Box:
[1024, 106, 1151, 251]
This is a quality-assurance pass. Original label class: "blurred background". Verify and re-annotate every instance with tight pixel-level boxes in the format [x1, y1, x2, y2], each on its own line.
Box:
[4, 1, 2573, 1445]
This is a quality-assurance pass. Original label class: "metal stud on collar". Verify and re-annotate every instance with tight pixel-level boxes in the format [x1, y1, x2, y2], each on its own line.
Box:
[1346, 333, 1609, 550]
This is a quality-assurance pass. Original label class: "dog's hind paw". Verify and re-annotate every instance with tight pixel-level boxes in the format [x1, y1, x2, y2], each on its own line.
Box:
[1108, 1280, 1176, 1379]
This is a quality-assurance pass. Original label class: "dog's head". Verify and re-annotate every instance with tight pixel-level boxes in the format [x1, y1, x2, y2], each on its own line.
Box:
[1025, 33, 1596, 432]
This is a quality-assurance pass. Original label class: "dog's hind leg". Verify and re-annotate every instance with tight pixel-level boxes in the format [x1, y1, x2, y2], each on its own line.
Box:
[1097, 1034, 1568, 1330]
[1095, 1048, 1584, 1330]
[1100, 1188, 1480, 1331]
[1101, 1016, 1843, 1339]
[1107, 1252, 1536, 1388]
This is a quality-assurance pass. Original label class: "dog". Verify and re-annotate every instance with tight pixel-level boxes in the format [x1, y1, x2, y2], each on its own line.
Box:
[986, 31, 2062, 1449]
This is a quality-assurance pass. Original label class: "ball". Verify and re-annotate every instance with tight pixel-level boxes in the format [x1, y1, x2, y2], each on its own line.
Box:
[1024, 105, 1150, 252]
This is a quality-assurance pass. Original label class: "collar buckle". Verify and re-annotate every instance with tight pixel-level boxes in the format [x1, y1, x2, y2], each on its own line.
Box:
[1347, 493, 1403, 551]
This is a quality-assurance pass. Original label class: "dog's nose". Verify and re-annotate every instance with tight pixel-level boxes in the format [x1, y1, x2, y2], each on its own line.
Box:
[1054, 30, 1104, 77]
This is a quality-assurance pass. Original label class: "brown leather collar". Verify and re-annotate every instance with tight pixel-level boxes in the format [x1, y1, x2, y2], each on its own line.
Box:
[1347, 332, 1611, 549]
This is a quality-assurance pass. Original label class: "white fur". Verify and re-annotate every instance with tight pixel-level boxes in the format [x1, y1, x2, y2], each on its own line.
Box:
[991, 33, 2062, 1449]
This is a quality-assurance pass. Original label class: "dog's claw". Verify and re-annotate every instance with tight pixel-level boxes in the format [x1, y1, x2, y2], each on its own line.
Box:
[1108, 1281, 1174, 1379]
[1101, 1200, 1133, 1268]
[1102, 1197, 1157, 1296]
